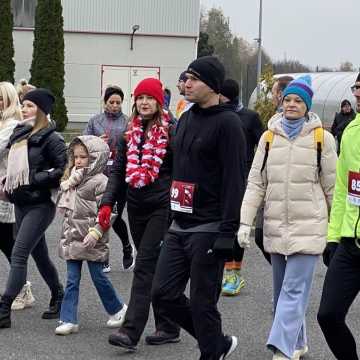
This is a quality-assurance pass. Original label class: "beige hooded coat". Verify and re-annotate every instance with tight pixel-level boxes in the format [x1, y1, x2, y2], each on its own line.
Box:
[241, 112, 337, 255]
[58, 135, 111, 262]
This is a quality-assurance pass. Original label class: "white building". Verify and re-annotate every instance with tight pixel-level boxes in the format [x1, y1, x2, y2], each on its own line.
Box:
[12, 0, 200, 127]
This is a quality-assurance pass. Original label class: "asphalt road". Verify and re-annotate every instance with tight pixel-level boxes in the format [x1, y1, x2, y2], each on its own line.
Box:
[1, 213, 360, 360]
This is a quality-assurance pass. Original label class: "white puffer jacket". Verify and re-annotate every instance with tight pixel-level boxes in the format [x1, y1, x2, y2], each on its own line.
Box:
[241, 112, 337, 255]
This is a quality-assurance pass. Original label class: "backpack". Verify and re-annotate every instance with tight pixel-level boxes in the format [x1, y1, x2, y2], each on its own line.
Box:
[260, 127, 324, 176]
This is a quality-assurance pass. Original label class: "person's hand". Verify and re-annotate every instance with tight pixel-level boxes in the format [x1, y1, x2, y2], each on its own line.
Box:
[83, 233, 97, 249]
[237, 224, 252, 248]
[98, 205, 112, 231]
[60, 180, 70, 192]
[323, 242, 339, 267]
[100, 134, 109, 143]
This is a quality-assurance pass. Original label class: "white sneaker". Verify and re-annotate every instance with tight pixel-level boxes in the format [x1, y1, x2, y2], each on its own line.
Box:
[293, 345, 309, 359]
[106, 304, 127, 328]
[11, 281, 35, 311]
[102, 264, 111, 273]
[220, 335, 238, 359]
[55, 322, 79, 335]
[272, 350, 290, 359]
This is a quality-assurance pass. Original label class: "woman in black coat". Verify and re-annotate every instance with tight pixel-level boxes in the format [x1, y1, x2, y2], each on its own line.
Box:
[0, 88, 67, 329]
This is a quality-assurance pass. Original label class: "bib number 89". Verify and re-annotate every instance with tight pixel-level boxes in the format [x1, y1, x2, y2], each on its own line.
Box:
[171, 187, 179, 199]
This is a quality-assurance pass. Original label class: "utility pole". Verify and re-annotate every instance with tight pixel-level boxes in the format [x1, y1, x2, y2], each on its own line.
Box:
[256, 0, 263, 98]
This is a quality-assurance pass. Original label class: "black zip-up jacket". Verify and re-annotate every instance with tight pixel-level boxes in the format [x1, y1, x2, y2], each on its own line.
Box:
[7, 123, 67, 205]
[101, 124, 173, 212]
[171, 103, 247, 234]
[231, 100, 264, 176]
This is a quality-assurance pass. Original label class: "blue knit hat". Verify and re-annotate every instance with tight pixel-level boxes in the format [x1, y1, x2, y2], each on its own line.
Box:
[282, 75, 313, 111]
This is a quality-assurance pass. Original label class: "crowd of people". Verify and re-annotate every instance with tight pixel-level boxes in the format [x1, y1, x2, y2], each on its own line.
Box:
[0, 55, 360, 360]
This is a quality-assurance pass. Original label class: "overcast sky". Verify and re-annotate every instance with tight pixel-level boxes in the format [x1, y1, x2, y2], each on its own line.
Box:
[201, 0, 359, 70]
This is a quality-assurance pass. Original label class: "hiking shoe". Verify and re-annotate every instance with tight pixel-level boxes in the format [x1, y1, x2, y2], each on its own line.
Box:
[11, 281, 35, 311]
[0, 299, 11, 329]
[102, 263, 111, 273]
[123, 244, 135, 271]
[55, 322, 79, 335]
[108, 330, 137, 351]
[145, 330, 181, 345]
[220, 335, 238, 359]
[107, 304, 127, 328]
[222, 270, 245, 296]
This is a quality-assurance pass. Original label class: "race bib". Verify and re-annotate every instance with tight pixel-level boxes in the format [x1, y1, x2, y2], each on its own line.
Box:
[170, 181, 195, 213]
[107, 151, 114, 166]
[348, 171, 360, 206]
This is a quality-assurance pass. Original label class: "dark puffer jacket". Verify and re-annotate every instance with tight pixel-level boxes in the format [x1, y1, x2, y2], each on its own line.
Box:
[7, 123, 67, 205]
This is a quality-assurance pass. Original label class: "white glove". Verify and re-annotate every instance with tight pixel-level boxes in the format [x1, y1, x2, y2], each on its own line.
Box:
[83, 233, 98, 249]
[60, 180, 71, 192]
[237, 224, 251, 248]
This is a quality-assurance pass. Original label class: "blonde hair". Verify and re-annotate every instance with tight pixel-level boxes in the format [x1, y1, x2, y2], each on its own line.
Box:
[0, 82, 22, 123]
[16, 79, 36, 101]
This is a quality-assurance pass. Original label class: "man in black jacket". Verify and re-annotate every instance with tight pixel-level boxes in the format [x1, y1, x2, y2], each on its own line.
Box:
[219, 79, 263, 297]
[331, 99, 356, 154]
[152, 56, 246, 359]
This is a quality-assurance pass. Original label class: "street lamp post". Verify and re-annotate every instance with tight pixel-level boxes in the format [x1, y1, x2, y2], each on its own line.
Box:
[256, 0, 263, 97]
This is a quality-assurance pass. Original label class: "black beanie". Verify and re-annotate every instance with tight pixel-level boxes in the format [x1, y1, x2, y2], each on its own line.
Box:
[357, 73, 360, 83]
[22, 88, 55, 115]
[104, 86, 124, 103]
[187, 56, 225, 93]
[220, 79, 240, 101]
[341, 99, 351, 108]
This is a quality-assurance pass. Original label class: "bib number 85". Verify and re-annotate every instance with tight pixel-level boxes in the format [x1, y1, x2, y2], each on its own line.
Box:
[351, 179, 360, 193]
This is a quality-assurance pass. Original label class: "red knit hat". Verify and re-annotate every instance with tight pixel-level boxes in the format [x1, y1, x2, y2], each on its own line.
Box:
[133, 78, 164, 107]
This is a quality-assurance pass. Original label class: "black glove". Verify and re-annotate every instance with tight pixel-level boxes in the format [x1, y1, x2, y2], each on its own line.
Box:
[323, 242, 339, 267]
[212, 234, 236, 261]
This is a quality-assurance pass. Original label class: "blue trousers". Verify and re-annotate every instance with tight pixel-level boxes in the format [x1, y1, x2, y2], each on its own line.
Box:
[267, 254, 318, 358]
[60, 260, 124, 324]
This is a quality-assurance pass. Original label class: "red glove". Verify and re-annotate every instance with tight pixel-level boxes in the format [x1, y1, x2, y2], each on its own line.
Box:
[98, 205, 112, 231]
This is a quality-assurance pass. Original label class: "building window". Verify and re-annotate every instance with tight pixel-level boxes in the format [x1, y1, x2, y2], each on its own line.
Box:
[12, 0, 37, 28]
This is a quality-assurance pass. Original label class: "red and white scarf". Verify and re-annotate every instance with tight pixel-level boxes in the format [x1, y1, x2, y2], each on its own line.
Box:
[125, 114, 169, 188]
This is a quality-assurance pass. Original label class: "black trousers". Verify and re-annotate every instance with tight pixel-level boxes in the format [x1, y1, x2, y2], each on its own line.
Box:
[0, 222, 15, 264]
[318, 238, 360, 360]
[152, 231, 227, 360]
[112, 200, 130, 249]
[121, 206, 179, 343]
[3, 202, 61, 301]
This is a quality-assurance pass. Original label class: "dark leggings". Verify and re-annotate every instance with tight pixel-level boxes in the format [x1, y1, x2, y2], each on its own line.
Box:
[0, 223, 15, 264]
[318, 239, 360, 360]
[3, 202, 61, 301]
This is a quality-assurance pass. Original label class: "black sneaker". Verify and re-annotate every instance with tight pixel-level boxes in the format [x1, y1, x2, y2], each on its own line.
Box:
[122, 244, 135, 271]
[220, 335, 238, 359]
[108, 330, 137, 351]
[145, 330, 181, 345]
[42, 286, 64, 320]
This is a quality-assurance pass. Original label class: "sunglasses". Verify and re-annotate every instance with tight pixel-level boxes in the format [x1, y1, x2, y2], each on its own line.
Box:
[351, 84, 360, 93]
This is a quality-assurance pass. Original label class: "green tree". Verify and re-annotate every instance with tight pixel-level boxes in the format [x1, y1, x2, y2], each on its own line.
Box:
[254, 65, 276, 126]
[30, 0, 68, 131]
[0, 0, 15, 83]
[197, 32, 214, 58]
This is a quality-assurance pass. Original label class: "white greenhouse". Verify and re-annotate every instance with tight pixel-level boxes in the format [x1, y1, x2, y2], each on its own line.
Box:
[250, 72, 358, 129]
